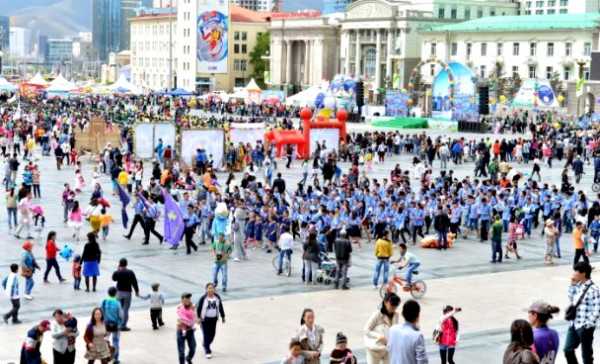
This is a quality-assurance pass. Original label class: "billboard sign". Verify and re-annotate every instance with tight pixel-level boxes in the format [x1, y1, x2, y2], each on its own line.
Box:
[197, 0, 229, 74]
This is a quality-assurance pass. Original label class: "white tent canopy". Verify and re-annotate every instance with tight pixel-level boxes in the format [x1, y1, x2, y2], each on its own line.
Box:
[47, 74, 76, 92]
[285, 85, 327, 106]
[0, 76, 17, 92]
[244, 78, 262, 92]
[110, 74, 142, 95]
[28, 72, 49, 87]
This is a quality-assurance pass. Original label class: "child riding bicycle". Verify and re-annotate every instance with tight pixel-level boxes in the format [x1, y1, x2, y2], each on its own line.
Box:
[392, 243, 421, 286]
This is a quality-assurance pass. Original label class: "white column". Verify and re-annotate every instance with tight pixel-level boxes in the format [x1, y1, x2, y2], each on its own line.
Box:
[286, 40, 292, 84]
[386, 29, 393, 81]
[304, 40, 310, 85]
[375, 29, 382, 92]
[344, 31, 351, 75]
[355, 30, 361, 77]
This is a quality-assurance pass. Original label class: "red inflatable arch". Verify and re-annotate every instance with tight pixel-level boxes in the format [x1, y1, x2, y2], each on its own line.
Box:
[300, 108, 348, 159]
[264, 129, 307, 158]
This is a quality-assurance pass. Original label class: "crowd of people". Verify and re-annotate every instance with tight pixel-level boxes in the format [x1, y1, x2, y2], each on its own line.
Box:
[1, 95, 600, 363]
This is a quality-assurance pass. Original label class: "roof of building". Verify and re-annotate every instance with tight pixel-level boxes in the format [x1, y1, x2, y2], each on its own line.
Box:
[131, 7, 176, 21]
[423, 13, 600, 33]
[231, 6, 270, 23]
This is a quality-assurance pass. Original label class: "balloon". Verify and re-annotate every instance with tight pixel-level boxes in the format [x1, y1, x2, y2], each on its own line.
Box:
[490, 97, 496, 105]
[299, 108, 312, 120]
[324, 95, 336, 110]
[336, 108, 348, 122]
[557, 94, 565, 103]
[319, 109, 332, 118]
[407, 99, 414, 106]
[499, 95, 507, 103]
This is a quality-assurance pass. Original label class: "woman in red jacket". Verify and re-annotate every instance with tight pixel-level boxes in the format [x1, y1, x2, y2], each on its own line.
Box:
[43, 231, 65, 283]
[438, 305, 461, 364]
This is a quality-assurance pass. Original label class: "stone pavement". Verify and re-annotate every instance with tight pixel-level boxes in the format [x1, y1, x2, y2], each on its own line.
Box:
[0, 127, 598, 363]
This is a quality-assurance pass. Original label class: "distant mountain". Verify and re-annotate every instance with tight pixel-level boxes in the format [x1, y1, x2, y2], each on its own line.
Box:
[6, 0, 91, 38]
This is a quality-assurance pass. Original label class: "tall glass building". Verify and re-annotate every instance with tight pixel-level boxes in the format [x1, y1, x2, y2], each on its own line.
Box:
[322, 0, 351, 14]
[93, 0, 147, 61]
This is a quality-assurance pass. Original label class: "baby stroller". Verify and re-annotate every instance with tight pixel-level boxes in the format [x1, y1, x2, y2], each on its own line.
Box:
[315, 252, 337, 285]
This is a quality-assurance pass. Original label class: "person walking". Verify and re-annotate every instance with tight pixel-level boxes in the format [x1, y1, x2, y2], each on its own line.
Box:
[2, 263, 21, 324]
[84, 307, 112, 364]
[112, 258, 140, 331]
[334, 229, 352, 289]
[210, 233, 232, 292]
[294, 308, 324, 364]
[564, 262, 600, 364]
[527, 301, 560, 364]
[438, 306, 461, 364]
[544, 220, 559, 265]
[81, 232, 101, 292]
[433, 207, 450, 250]
[51, 309, 78, 364]
[6, 187, 17, 230]
[387, 299, 428, 364]
[572, 222, 589, 266]
[43, 231, 65, 283]
[491, 215, 503, 263]
[373, 230, 393, 289]
[197, 283, 226, 359]
[302, 231, 321, 285]
[124, 195, 145, 240]
[231, 201, 247, 261]
[20, 240, 39, 300]
[101, 287, 124, 364]
[503, 320, 539, 364]
[142, 197, 163, 245]
[176, 292, 197, 364]
[15, 191, 33, 239]
[364, 293, 401, 364]
[20, 320, 51, 364]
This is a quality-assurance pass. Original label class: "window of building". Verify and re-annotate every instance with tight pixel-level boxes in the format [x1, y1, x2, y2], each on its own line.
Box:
[234, 44, 240, 54]
[364, 47, 377, 78]
[546, 66, 553, 79]
[513, 42, 520, 56]
[559, 8, 567, 13]
[242, 32, 247, 41]
[235, 78, 246, 87]
[584, 67, 590, 80]
[490, 10, 496, 16]
[451, 8, 457, 19]
[526, 1, 532, 7]
[585, 42, 592, 56]
[464, 8, 471, 19]
[547, 43, 554, 57]
[525, 10, 531, 14]
[547, 9, 556, 14]
[512, 66, 519, 78]
[559, 0, 568, 5]
[477, 8, 483, 17]
[481, 43, 487, 56]
[529, 65, 537, 78]
[564, 66, 571, 80]
[242, 44, 247, 53]
[430, 42, 437, 57]
[241, 60, 247, 71]
[536, 1, 544, 7]
[535, 10, 543, 14]
[430, 64, 436, 76]
[451, 42, 458, 56]
[438, 7, 445, 18]
[530, 42, 536, 56]
[467, 43, 472, 58]
[565, 42, 572, 56]
[497, 42, 503, 56]
[548, 0, 555, 6]
[480, 65, 486, 78]
[234, 32, 240, 41]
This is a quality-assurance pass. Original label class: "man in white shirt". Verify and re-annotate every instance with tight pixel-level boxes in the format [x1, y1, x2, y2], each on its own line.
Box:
[387, 300, 428, 364]
[2, 263, 21, 324]
[277, 228, 294, 275]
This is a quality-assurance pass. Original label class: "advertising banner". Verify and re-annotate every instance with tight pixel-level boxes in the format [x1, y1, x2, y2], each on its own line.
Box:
[432, 62, 477, 121]
[512, 79, 559, 108]
[197, 0, 229, 74]
[181, 129, 225, 167]
[385, 90, 409, 117]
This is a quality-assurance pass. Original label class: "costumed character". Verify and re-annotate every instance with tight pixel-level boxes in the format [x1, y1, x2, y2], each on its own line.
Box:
[211, 202, 231, 243]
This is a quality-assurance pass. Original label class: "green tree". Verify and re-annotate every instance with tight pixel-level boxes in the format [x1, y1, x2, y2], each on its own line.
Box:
[249, 32, 270, 88]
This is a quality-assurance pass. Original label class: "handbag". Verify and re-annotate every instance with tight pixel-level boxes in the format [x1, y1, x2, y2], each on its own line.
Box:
[432, 328, 442, 343]
[565, 282, 593, 321]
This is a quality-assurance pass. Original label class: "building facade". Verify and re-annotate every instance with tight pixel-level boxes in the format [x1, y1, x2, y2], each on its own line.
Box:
[9, 27, 32, 59]
[269, 13, 340, 92]
[130, 7, 177, 90]
[176, 2, 269, 92]
[231, 0, 276, 12]
[420, 13, 598, 84]
[517, 0, 600, 15]
[47, 39, 74, 64]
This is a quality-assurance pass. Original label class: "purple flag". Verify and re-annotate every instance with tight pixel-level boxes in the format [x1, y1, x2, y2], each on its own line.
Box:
[161, 189, 184, 247]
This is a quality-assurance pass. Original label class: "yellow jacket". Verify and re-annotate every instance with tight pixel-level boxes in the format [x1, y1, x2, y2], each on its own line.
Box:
[374, 239, 393, 258]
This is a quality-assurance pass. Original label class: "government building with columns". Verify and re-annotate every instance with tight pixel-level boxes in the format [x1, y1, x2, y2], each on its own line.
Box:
[269, 0, 520, 93]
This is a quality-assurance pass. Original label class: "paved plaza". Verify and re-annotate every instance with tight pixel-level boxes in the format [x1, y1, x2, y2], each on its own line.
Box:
[0, 127, 598, 363]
